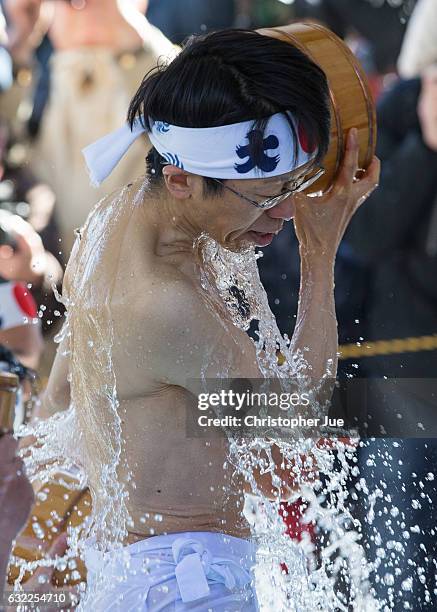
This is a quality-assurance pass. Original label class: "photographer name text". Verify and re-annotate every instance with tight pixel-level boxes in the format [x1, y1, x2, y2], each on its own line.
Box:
[197, 414, 344, 428]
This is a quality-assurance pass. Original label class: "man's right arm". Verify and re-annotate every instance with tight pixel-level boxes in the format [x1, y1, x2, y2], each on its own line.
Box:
[36, 236, 80, 419]
[38, 330, 70, 418]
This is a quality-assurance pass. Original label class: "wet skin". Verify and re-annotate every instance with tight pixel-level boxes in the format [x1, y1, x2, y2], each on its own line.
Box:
[43, 130, 380, 543]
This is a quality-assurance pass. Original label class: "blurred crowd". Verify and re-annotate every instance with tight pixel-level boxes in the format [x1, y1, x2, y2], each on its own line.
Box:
[1, 0, 437, 608]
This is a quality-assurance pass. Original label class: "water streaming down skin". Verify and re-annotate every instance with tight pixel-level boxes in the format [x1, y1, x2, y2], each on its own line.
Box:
[10, 178, 428, 609]
[14, 183, 145, 604]
[197, 235, 379, 610]
[198, 238, 437, 609]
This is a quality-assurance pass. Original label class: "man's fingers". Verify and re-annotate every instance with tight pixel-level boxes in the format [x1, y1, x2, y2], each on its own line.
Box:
[26, 532, 69, 587]
[315, 436, 357, 451]
[0, 433, 19, 459]
[354, 156, 381, 199]
[335, 128, 360, 191]
[0, 455, 23, 475]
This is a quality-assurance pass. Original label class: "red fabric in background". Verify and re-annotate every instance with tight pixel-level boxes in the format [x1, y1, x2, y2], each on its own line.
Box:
[280, 499, 314, 541]
[13, 283, 38, 318]
[279, 499, 315, 575]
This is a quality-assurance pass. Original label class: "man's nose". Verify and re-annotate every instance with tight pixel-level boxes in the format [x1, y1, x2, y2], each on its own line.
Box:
[266, 195, 295, 221]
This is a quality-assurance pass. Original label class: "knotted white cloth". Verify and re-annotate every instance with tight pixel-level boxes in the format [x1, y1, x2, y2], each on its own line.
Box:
[82, 112, 317, 186]
[82, 531, 258, 611]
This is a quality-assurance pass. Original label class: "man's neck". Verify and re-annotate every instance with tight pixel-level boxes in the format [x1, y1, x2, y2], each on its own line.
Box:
[142, 191, 203, 262]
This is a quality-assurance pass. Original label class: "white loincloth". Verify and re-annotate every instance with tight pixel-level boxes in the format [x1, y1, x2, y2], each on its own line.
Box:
[83, 531, 259, 611]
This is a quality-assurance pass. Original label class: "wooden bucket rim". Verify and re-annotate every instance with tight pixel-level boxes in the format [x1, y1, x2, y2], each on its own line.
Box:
[258, 22, 376, 178]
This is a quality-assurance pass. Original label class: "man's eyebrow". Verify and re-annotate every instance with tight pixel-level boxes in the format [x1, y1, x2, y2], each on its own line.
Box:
[250, 171, 309, 195]
[252, 178, 293, 193]
[262, 174, 295, 185]
[261, 164, 314, 186]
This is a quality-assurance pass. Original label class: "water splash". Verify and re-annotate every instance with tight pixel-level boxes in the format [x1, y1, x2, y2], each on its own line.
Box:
[11, 178, 428, 609]
[196, 234, 379, 609]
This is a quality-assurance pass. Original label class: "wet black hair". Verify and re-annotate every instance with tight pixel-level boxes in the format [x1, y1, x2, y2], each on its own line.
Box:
[127, 29, 330, 196]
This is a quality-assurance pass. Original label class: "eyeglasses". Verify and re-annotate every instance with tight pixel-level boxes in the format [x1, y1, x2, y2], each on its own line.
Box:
[212, 167, 325, 210]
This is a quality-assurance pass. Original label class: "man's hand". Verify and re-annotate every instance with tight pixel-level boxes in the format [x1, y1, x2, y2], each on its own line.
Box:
[17, 533, 80, 610]
[3, 0, 41, 58]
[293, 128, 380, 262]
[4, 532, 80, 611]
[418, 65, 437, 152]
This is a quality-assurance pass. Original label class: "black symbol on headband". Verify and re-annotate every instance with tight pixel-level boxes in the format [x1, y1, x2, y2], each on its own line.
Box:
[234, 131, 280, 174]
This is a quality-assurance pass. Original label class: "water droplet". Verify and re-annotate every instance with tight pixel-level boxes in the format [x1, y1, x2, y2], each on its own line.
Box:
[401, 577, 413, 591]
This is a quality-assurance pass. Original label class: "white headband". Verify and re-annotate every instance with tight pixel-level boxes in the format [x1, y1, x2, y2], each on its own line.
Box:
[82, 112, 317, 186]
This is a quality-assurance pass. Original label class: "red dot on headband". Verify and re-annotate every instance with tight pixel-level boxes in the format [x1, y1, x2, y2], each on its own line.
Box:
[297, 122, 316, 154]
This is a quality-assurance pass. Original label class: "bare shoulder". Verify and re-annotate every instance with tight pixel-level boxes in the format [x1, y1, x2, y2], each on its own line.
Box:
[115, 264, 221, 351]
[111, 259, 204, 322]
[62, 179, 143, 296]
[111, 263, 260, 397]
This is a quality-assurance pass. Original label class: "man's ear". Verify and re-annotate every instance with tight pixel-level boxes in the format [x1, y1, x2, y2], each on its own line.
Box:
[162, 166, 193, 200]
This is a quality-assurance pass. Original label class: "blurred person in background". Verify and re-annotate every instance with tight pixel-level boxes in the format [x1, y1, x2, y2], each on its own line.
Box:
[1, 9, 65, 373]
[0, 211, 45, 369]
[336, 63, 437, 609]
[344, 66, 437, 381]
[293, 0, 414, 75]
[398, 0, 437, 78]
[146, 0, 236, 44]
[1, 114, 62, 369]
[0, 116, 64, 332]
[2, 0, 176, 256]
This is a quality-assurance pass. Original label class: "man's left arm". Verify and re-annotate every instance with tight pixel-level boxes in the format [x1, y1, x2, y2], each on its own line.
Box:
[252, 131, 379, 499]
[289, 129, 380, 382]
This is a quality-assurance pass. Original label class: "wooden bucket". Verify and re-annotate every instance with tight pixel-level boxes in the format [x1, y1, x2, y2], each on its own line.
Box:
[8, 476, 92, 586]
[0, 372, 19, 433]
[258, 22, 377, 193]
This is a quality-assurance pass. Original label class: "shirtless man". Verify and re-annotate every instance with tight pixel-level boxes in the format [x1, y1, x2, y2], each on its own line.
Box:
[42, 29, 379, 610]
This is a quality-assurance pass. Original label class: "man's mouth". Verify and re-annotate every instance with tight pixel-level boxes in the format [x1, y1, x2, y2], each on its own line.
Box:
[247, 230, 278, 246]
